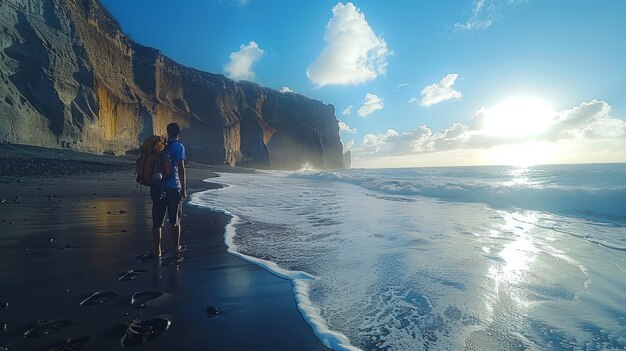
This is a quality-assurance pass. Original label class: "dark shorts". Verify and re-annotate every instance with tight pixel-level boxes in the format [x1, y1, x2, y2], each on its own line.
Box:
[150, 186, 183, 229]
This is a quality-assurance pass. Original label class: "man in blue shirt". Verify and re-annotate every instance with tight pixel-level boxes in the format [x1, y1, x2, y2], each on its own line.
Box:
[150, 122, 187, 257]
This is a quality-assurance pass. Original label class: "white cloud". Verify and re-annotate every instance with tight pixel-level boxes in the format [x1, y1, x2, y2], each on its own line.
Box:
[414, 73, 462, 107]
[224, 41, 264, 81]
[362, 129, 398, 152]
[306, 2, 390, 87]
[338, 120, 357, 134]
[396, 83, 409, 90]
[548, 99, 625, 140]
[342, 105, 353, 116]
[358, 93, 384, 117]
[351, 99, 626, 167]
[280, 86, 293, 94]
[455, 0, 493, 31]
[454, 0, 526, 31]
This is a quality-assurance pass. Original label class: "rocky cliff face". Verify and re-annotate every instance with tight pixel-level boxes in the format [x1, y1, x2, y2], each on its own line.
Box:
[0, 0, 345, 169]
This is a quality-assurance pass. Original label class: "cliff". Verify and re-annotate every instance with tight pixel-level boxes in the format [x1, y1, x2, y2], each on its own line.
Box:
[0, 0, 345, 169]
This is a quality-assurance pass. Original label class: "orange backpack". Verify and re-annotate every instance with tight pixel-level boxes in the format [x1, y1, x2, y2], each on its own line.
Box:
[136, 135, 174, 187]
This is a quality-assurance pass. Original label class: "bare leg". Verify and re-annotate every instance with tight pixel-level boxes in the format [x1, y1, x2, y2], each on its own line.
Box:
[152, 227, 162, 257]
[172, 225, 181, 252]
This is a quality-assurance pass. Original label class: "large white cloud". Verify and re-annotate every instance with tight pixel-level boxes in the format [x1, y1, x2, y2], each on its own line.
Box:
[224, 41, 264, 81]
[352, 99, 626, 166]
[357, 93, 384, 117]
[306, 2, 390, 87]
[279, 86, 293, 94]
[414, 74, 463, 107]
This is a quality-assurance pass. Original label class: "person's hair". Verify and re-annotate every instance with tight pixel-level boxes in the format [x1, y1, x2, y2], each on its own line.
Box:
[167, 122, 181, 138]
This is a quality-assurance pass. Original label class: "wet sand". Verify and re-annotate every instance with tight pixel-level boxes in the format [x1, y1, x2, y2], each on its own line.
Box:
[0, 145, 326, 350]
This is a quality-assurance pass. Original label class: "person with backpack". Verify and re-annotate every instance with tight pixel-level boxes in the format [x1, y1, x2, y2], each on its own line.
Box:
[149, 122, 187, 257]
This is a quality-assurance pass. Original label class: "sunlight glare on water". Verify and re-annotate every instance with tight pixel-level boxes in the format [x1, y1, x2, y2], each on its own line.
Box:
[191, 165, 626, 350]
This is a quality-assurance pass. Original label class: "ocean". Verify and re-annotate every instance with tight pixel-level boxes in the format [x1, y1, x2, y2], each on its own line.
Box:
[190, 163, 626, 351]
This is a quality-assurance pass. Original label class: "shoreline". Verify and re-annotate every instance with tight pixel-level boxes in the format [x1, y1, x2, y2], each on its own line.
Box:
[191, 178, 362, 351]
[0, 145, 326, 350]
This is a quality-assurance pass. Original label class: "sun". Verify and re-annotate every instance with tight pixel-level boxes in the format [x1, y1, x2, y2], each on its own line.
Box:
[481, 95, 556, 139]
[480, 95, 559, 166]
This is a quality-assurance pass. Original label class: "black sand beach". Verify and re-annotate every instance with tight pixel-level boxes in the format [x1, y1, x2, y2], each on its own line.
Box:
[0, 145, 326, 350]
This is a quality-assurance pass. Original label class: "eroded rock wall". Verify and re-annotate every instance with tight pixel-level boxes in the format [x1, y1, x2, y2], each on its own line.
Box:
[0, 0, 344, 169]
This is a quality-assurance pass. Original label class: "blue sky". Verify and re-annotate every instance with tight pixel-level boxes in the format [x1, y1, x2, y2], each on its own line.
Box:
[101, 0, 626, 167]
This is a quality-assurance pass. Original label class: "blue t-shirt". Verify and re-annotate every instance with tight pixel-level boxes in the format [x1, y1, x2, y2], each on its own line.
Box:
[165, 140, 185, 189]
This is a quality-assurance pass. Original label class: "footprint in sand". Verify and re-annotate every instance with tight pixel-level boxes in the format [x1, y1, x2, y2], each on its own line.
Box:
[117, 270, 146, 281]
[121, 318, 171, 347]
[23, 320, 73, 338]
[130, 291, 164, 307]
[80, 291, 118, 306]
[46, 336, 91, 350]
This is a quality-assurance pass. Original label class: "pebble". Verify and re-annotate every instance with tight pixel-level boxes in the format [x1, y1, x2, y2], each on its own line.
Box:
[3, 302, 8, 309]
[1, 322, 6, 332]
[121, 229, 127, 233]
[205, 306, 219, 316]
[119, 210, 126, 214]
[64, 244, 72, 250]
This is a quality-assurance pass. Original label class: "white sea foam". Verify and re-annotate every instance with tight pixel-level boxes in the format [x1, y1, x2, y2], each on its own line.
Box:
[190, 183, 363, 351]
[191, 165, 626, 350]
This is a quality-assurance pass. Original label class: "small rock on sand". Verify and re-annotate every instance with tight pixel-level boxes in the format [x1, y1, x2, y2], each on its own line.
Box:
[205, 306, 219, 317]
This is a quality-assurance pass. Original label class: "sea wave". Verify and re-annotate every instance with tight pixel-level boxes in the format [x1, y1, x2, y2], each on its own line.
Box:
[190, 169, 626, 350]
[292, 168, 626, 222]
